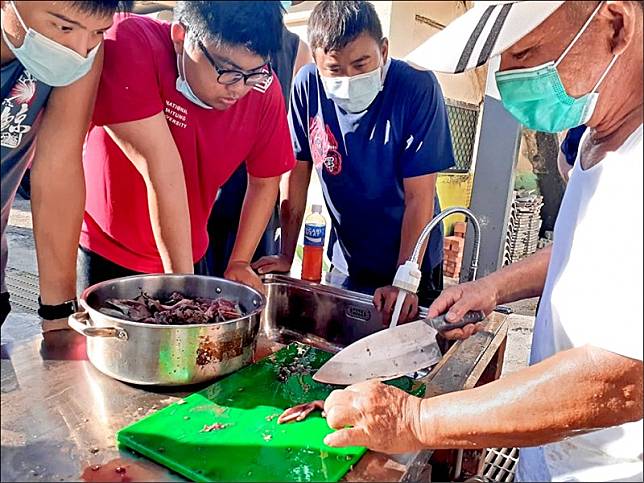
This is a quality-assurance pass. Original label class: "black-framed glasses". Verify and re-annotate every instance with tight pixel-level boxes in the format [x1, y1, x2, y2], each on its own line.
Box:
[196, 39, 272, 87]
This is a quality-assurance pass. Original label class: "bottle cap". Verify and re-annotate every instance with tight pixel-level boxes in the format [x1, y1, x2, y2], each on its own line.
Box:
[312, 204, 323, 214]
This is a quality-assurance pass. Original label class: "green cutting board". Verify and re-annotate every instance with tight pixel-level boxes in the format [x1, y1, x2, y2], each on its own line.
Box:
[117, 343, 424, 482]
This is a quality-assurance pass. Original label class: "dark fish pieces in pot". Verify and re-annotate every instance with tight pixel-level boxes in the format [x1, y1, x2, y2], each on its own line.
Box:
[100, 291, 244, 325]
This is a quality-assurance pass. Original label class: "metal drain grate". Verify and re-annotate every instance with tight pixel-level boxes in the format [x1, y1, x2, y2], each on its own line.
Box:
[5, 268, 39, 314]
[482, 447, 519, 482]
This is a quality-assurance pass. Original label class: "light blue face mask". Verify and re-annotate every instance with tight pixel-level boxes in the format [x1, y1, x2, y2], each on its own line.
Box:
[176, 43, 213, 110]
[280, 1, 293, 10]
[495, 2, 618, 133]
[1, 0, 100, 87]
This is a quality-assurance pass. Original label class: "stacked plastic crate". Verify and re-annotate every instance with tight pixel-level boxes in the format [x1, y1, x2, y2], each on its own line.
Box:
[504, 191, 544, 265]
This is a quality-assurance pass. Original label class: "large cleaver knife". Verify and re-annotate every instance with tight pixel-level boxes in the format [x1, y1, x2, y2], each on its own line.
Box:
[313, 311, 485, 385]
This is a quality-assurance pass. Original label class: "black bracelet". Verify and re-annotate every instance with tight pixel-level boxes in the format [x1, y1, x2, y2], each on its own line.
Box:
[37, 297, 79, 321]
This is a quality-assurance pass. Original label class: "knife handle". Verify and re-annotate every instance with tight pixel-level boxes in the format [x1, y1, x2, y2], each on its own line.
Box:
[428, 310, 485, 332]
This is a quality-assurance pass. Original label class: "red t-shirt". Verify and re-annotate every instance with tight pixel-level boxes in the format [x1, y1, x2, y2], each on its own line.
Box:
[81, 15, 295, 273]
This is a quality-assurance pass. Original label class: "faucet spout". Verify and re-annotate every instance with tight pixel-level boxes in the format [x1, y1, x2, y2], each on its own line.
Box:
[410, 207, 481, 282]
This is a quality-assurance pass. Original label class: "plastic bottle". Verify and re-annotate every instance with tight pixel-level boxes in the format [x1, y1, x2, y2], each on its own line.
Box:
[301, 204, 326, 282]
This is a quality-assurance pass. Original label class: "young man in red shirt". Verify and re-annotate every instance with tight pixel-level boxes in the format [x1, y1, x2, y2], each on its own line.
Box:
[79, 1, 296, 293]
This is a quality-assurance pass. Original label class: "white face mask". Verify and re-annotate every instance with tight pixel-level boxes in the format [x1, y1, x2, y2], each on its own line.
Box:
[320, 57, 390, 113]
[1, 0, 100, 87]
[175, 43, 213, 109]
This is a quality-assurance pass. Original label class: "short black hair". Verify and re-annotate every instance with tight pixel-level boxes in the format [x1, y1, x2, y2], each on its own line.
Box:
[174, 1, 284, 60]
[70, 1, 134, 16]
[308, 1, 383, 53]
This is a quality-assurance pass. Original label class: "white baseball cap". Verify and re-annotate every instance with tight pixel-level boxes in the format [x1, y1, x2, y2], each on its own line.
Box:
[406, 1, 565, 73]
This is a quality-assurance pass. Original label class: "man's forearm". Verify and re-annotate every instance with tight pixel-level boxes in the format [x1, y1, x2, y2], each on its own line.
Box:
[229, 176, 280, 264]
[146, 185, 194, 273]
[29, 48, 102, 304]
[398, 174, 437, 266]
[278, 162, 311, 261]
[398, 197, 434, 265]
[31, 164, 84, 304]
[105, 117, 194, 274]
[278, 201, 304, 262]
[487, 245, 552, 305]
[416, 344, 643, 449]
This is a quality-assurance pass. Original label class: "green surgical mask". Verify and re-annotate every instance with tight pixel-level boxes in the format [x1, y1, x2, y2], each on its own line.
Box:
[495, 2, 618, 133]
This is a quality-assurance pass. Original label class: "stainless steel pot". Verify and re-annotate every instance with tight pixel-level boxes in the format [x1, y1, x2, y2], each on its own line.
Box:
[69, 274, 265, 386]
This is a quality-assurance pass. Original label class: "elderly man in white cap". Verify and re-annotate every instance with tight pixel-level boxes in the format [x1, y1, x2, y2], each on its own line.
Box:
[319, 1, 643, 481]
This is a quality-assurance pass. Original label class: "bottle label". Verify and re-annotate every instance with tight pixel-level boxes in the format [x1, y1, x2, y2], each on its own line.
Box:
[304, 224, 325, 247]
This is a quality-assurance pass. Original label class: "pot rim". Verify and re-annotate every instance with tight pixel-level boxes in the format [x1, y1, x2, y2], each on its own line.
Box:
[79, 274, 266, 329]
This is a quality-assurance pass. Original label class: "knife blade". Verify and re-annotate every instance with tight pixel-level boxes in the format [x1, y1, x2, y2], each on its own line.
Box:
[312, 310, 485, 385]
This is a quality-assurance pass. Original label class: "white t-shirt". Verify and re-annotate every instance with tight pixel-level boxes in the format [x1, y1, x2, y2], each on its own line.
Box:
[516, 125, 643, 482]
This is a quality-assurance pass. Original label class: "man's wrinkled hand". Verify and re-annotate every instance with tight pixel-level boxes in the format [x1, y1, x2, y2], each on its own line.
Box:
[373, 285, 419, 325]
[224, 261, 265, 295]
[427, 277, 497, 340]
[251, 254, 292, 275]
[323, 380, 424, 453]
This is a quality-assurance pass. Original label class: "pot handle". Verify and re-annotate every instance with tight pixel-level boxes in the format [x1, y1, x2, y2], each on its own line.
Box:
[68, 312, 128, 340]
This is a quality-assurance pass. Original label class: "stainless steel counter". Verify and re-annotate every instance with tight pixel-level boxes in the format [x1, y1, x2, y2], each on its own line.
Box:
[1, 277, 509, 482]
[2, 313, 188, 482]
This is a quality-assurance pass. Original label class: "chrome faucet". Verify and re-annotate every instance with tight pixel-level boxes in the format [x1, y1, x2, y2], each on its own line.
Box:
[390, 207, 482, 327]
[410, 206, 482, 282]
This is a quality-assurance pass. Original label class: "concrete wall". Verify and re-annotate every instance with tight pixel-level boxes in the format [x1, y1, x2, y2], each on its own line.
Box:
[387, 1, 487, 106]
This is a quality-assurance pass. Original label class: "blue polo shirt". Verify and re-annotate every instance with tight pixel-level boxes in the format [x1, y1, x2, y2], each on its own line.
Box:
[561, 124, 587, 166]
[289, 59, 455, 288]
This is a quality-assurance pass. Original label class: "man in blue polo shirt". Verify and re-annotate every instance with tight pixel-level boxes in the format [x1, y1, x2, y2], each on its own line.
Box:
[558, 124, 587, 183]
[253, 0, 455, 323]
